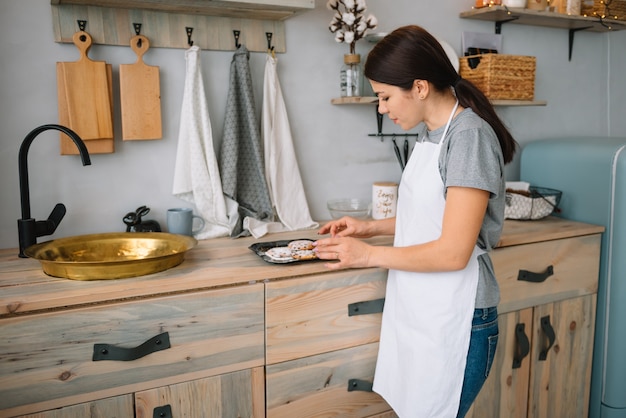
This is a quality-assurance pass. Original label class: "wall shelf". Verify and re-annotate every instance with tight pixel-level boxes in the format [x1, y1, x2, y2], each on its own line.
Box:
[50, 0, 314, 52]
[460, 6, 626, 60]
[331, 96, 547, 106]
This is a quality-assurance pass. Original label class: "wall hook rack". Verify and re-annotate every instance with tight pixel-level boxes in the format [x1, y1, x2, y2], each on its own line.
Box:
[233, 30, 241, 48]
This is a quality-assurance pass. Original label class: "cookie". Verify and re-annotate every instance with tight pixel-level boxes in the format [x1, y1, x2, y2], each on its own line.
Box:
[292, 249, 317, 260]
[265, 246, 294, 261]
[288, 239, 315, 251]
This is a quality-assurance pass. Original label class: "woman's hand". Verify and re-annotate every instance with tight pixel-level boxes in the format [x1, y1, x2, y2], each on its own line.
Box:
[317, 216, 395, 238]
[314, 236, 373, 270]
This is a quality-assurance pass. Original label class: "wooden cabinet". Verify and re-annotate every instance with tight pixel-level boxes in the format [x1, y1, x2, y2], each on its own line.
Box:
[467, 227, 601, 418]
[0, 217, 603, 417]
[265, 269, 391, 417]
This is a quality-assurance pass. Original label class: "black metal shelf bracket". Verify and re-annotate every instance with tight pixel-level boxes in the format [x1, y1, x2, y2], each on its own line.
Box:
[568, 26, 593, 61]
[494, 16, 520, 34]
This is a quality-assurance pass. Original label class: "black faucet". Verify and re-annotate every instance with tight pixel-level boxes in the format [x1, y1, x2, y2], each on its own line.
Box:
[18, 124, 91, 258]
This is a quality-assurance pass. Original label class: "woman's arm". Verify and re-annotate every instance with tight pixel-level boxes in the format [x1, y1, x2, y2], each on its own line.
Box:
[315, 186, 489, 271]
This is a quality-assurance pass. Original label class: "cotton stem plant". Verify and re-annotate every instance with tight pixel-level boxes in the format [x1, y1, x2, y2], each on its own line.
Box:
[327, 0, 378, 55]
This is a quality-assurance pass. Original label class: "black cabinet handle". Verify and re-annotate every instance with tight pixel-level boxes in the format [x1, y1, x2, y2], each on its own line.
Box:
[93, 332, 171, 361]
[153, 404, 172, 418]
[539, 315, 556, 361]
[348, 298, 385, 316]
[518, 265, 554, 283]
[347, 378, 373, 392]
[512, 323, 530, 369]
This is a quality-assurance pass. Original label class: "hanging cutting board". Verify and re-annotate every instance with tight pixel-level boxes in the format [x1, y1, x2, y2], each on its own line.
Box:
[119, 35, 162, 140]
[57, 60, 114, 155]
[56, 30, 114, 154]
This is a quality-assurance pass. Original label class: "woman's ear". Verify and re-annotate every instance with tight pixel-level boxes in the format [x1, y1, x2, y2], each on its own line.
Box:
[413, 79, 429, 100]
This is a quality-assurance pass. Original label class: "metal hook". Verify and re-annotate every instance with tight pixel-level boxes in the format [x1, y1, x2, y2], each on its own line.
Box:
[266, 32, 274, 51]
[233, 30, 241, 49]
[133, 23, 142, 47]
[77, 20, 87, 42]
[186, 27, 193, 46]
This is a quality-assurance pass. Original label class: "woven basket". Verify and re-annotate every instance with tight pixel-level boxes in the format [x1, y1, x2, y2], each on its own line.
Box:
[581, 0, 626, 20]
[459, 54, 536, 100]
[505, 186, 562, 220]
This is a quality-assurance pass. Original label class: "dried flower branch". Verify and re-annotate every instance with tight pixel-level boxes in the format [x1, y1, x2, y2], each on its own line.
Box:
[327, 0, 378, 54]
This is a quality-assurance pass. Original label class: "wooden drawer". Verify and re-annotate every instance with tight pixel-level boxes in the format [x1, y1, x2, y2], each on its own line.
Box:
[266, 269, 387, 365]
[0, 283, 264, 417]
[266, 343, 391, 417]
[135, 367, 265, 418]
[492, 234, 601, 313]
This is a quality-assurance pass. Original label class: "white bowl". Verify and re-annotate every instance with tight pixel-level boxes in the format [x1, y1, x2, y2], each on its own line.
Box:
[327, 198, 371, 219]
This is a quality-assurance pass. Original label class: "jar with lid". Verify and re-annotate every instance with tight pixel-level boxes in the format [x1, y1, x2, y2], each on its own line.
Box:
[340, 54, 363, 97]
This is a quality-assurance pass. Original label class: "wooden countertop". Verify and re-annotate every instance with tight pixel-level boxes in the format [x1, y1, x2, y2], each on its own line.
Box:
[0, 217, 603, 316]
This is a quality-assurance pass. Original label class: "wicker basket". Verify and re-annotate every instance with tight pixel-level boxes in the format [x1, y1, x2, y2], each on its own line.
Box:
[505, 186, 562, 220]
[459, 54, 536, 100]
[581, 0, 626, 20]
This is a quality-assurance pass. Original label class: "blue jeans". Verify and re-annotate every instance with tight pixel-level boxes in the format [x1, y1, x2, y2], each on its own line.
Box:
[456, 307, 499, 418]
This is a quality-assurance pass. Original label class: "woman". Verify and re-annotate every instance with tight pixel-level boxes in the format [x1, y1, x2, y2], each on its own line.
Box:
[314, 25, 517, 417]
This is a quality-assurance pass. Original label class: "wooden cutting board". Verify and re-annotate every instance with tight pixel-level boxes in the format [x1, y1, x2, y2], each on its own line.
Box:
[57, 30, 114, 154]
[57, 61, 114, 155]
[119, 35, 162, 140]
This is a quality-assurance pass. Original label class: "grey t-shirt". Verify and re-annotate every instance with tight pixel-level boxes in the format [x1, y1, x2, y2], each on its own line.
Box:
[415, 108, 504, 308]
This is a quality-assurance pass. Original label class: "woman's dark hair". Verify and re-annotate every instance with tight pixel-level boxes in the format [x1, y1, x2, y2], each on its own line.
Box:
[364, 25, 517, 163]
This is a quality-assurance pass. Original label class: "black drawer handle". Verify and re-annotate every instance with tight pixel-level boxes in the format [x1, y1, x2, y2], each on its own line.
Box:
[153, 404, 172, 418]
[539, 315, 556, 361]
[347, 378, 373, 392]
[518, 265, 554, 283]
[93, 332, 171, 361]
[348, 298, 385, 316]
[512, 323, 530, 369]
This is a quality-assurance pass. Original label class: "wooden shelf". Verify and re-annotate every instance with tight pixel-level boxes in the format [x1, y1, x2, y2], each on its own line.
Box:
[460, 6, 626, 60]
[51, 0, 315, 20]
[331, 97, 547, 106]
[50, 0, 314, 52]
[460, 6, 626, 32]
[330, 97, 379, 105]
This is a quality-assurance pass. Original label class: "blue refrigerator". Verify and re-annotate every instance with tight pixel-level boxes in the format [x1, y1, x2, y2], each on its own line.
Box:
[520, 137, 626, 418]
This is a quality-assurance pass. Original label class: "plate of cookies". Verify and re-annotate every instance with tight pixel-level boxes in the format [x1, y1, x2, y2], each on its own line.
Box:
[249, 239, 319, 264]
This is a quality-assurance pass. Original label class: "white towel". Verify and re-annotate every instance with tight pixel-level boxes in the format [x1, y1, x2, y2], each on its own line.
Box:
[172, 46, 237, 239]
[260, 53, 318, 234]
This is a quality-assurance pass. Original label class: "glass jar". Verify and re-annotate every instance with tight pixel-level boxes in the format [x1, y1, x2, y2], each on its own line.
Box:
[340, 54, 363, 97]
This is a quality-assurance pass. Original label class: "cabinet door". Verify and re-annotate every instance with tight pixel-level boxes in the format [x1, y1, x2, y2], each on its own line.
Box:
[467, 308, 533, 418]
[16, 395, 133, 418]
[266, 343, 390, 417]
[528, 295, 596, 418]
[135, 367, 264, 418]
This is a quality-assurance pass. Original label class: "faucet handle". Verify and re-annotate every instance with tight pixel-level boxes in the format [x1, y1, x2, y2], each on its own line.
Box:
[36, 203, 67, 237]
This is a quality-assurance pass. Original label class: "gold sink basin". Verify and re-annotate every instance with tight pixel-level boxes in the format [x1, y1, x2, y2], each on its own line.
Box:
[24, 232, 197, 280]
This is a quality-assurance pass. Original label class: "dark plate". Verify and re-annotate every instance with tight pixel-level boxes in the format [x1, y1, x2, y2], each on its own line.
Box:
[248, 238, 319, 264]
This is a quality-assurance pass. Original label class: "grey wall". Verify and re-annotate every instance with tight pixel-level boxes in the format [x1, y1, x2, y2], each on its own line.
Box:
[1, 0, 624, 250]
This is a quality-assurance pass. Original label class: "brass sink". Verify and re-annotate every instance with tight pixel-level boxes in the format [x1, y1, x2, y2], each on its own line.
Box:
[24, 232, 197, 280]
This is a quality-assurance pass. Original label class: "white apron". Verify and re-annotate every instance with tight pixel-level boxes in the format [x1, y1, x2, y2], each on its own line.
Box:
[373, 102, 484, 417]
